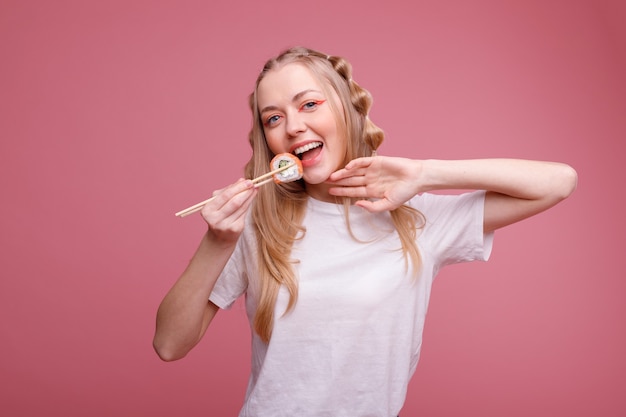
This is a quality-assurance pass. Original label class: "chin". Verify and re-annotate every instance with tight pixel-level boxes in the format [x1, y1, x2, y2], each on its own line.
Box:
[303, 170, 332, 185]
[303, 175, 326, 185]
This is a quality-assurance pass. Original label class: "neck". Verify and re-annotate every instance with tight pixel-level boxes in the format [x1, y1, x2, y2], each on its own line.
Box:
[305, 182, 341, 204]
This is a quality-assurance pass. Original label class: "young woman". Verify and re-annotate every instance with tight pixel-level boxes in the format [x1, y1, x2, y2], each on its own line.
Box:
[153, 47, 577, 416]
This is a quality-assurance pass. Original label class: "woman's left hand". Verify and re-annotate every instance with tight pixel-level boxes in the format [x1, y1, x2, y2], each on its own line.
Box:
[328, 156, 422, 212]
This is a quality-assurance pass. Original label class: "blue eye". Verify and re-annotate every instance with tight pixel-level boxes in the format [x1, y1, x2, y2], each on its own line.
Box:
[299, 99, 326, 111]
[265, 115, 281, 126]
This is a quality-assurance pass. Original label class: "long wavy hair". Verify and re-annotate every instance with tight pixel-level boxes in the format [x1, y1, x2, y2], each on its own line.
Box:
[245, 47, 424, 342]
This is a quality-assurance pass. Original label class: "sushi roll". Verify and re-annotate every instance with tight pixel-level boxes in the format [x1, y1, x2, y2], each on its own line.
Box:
[270, 153, 303, 183]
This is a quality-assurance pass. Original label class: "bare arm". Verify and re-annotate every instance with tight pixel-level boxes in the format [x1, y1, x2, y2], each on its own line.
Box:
[417, 159, 577, 232]
[328, 157, 577, 232]
[153, 179, 257, 361]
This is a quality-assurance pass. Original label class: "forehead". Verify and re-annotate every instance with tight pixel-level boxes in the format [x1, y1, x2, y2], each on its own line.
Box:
[257, 63, 325, 107]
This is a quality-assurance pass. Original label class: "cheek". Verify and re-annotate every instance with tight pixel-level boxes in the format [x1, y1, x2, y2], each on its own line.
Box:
[263, 129, 281, 154]
[329, 119, 348, 155]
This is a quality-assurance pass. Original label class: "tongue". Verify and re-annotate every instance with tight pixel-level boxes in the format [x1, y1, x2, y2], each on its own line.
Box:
[300, 145, 322, 161]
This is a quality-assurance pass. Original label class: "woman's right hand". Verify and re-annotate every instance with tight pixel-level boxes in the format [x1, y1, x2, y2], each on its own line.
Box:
[200, 178, 257, 244]
[154, 178, 257, 361]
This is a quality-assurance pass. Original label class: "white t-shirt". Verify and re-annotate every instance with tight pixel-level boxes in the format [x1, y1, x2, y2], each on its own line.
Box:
[210, 191, 494, 417]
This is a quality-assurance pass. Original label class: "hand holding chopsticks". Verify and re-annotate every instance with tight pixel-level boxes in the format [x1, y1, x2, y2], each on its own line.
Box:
[175, 162, 296, 218]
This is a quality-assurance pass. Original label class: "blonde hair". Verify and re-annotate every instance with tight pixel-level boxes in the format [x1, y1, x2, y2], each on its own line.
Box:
[245, 47, 424, 342]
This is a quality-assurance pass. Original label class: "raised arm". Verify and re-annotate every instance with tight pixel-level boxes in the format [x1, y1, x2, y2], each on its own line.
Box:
[153, 179, 256, 361]
[328, 157, 577, 232]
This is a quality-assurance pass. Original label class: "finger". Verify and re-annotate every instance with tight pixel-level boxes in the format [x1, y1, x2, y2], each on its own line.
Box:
[326, 175, 367, 187]
[343, 157, 373, 170]
[230, 186, 257, 220]
[218, 187, 257, 229]
[211, 178, 246, 197]
[355, 198, 395, 213]
[202, 191, 257, 240]
[329, 166, 369, 182]
[330, 157, 373, 180]
[208, 179, 253, 208]
[202, 181, 255, 221]
[218, 186, 256, 217]
[328, 185, 369, 198]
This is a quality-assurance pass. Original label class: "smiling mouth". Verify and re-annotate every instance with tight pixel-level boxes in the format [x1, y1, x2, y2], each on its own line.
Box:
[293, 142, 323, 160]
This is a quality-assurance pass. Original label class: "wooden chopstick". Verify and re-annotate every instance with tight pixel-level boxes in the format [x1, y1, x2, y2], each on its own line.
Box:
[175, 162, 295, 218]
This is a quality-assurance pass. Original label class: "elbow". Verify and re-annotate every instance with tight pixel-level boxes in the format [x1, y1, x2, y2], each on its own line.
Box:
[556, 163, 578, 201]
[153, 338, 188, 362]
[535, 163, 578, 211]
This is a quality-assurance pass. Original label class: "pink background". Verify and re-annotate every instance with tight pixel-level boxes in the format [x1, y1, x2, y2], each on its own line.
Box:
[1, 0, 625, 416]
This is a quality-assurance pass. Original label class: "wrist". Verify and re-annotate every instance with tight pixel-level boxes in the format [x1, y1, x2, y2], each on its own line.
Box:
[414, 159, 440, 193]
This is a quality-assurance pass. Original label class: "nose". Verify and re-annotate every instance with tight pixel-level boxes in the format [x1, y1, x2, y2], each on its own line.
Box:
[285, 111, 306, 138]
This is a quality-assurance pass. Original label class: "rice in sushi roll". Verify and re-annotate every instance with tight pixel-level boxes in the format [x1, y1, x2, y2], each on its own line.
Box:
[270, 153, 303, 183]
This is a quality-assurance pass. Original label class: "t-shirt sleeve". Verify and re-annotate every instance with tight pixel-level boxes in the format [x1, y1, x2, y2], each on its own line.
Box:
[411, 190, 494, 268]
[208, 224, 252, 310]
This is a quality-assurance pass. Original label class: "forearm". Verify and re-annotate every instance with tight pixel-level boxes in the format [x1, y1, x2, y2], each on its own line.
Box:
[419, 158, 577, 201]
[329, 156, 577, 227]
[415, 158, 577, 232]
[153, 232, 236, 361]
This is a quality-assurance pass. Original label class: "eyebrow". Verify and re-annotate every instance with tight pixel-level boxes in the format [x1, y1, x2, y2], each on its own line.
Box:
[259, 89, 322, 114]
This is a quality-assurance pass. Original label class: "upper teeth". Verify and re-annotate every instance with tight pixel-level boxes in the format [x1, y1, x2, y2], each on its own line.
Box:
[294, 142, 322, 155]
